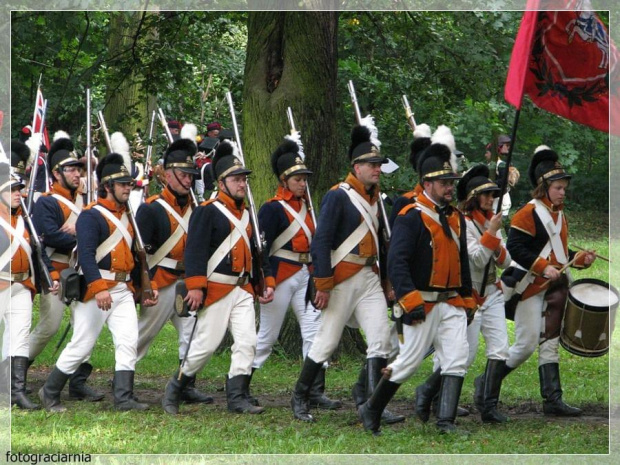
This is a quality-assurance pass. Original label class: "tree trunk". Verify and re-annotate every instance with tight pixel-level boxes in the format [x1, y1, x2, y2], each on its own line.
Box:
[218, 11, 365, 359]
[102, 12, 150, 146]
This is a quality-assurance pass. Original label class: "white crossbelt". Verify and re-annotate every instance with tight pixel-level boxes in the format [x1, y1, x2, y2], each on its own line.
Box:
[0, 215, 35, 285]
[45, 193, 83, 264]
[146, 199, 192, 270]
[207, 202, 251, 278]
[531, 199, 568, 264]
[330, 183, 379, 268]
[269, 200, 312, 256]
[93, 206, 133, 263]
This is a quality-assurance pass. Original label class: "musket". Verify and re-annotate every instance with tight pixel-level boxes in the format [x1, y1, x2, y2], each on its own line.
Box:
[401, 95, 417, 133]
[19, 196, 54, 293]
[225, 91, 266, 296]
[347, 80, 400, 342]
[126, 201, 154, 307]
[26, 98, 48, 213]
[143, 110, 157, 202]
[97, 111, 112, 153]
[157, 107, 199, 208]
[85, 88, 94, 204]
[286, 107, 317, 227]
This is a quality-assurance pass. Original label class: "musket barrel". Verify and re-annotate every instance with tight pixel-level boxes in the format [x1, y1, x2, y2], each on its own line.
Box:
[86, 88, 93, 204]
[97, 111, 112, 152]
[157, 108, 174, 143]
[402, 94, 417, 131]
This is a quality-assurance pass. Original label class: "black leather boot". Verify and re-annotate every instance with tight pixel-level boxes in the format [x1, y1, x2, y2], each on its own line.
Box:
[415, 368, 441, 422]
[359, 377, 401, 436]
[474, 361, 513, 412]
[367, 357, 405, 424]
[226, 374, 264, 414]
[246, 367, 260, 406]
[436, 375, 466, 434]
[113, 371, 149, 411]
[68, 363, 104, 402]
[177, 360, 213, 404]
[351, 363, 367, 407]
[480, 359, 509, 423]
[38, 366, 70, 412]
[291, 357, 322, 422]
[308, 367, 342, 410]
[162, 369, 192, 415]
[11, 356, 40, 410]
[539, 363, 582, 416]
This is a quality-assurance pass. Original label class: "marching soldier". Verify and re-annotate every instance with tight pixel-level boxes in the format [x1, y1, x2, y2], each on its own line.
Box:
[39, 153, 159, 412]
[249, 136, 341, 410]
[290, 123, 395, 424]
[161, 139, 275, 415]
[501, 146, 595, 416]
[135, 137, 212, 405]
[358, 126, 475, 435]
[456, 165, 512, 423]
[28, 132, 104, 402]
[0, 162, 59, 409]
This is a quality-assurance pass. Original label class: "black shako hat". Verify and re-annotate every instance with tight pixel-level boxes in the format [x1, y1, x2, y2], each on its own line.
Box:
[348, 124, 388, 165]
[47, 133, 83, 176]
[0, 162, 26, 192]
[456, 164, 500, 202]
[210, 139, 252, 181]
[10, 140, 30, 175]
[409, 123, 432, 172]
[417, 125, 461, 182]
[164, 139, 199, 175]
[96, 153, 134, 184]
[271, 136, 312, 180]
[528, 145, 572, 188]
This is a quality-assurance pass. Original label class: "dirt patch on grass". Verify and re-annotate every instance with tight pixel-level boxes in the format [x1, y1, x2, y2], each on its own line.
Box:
[25, 368, 609, 425]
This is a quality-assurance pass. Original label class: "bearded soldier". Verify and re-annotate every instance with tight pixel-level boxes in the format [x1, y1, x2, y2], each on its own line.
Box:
[28, 132, 103, 402]
[39, 152, 159, 412]
[161, 139, 275, 415]
[135, 136, 212, 405]
[358, 126, 475, 435]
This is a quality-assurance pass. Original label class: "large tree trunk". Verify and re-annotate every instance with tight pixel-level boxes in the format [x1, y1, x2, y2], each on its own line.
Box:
[220, 11, 366, 359]
[102, 12, 150, 148]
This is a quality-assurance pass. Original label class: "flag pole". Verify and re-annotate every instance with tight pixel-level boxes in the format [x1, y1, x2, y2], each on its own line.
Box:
[495, 108, 521, 216]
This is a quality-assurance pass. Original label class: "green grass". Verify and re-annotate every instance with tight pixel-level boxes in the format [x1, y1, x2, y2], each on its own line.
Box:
[9, 211, 612, 455]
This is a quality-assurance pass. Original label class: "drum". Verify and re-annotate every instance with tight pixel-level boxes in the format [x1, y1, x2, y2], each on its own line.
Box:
[560, 278, 619, 357]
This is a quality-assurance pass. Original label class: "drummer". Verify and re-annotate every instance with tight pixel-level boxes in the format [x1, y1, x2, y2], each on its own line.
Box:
[501, 146, 595, 416]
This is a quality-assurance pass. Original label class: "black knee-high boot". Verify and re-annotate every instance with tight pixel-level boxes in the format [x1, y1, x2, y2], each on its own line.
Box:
[291, 357, 322, 422]
[359, 377, 401, 435]
[539, 363, 582, 416]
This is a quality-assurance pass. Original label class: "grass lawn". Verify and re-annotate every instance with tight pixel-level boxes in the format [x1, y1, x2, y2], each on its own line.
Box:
[8, 210, 613, 458]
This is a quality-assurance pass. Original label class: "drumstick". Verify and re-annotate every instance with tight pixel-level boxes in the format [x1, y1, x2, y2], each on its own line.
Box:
[573, 245, 610, 263]
[540, 256, 578, 289]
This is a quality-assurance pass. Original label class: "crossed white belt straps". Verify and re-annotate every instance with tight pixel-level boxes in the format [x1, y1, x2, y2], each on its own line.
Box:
[329, 183, 380, 268]
[146, 199, 192, 270]
[0, 215, 35, 284]
[45, 193, 83, 264]
[269, 200, 313, 263]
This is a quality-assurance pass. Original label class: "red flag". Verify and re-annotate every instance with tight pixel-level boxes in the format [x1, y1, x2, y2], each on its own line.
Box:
[505, 0, 615, 133]
[31, 87, 46, 134]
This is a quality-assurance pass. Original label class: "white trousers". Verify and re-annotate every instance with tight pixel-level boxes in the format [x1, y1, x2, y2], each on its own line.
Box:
[29, 291, 68, 360]
[507, 292, 559, 368]
[390, 302, 468, 384]
[253, 266, 321, 368]
[436, 285, 509, 370]
[56, 283, 138, 374]
[3, 283, 32, 358]
[181, 286, 256, 379]
[137, 282, 192, 362]
[308, 267, 391, 363]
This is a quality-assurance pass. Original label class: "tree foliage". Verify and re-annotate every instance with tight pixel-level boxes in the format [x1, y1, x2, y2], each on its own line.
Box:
[11, 9, 609, 211]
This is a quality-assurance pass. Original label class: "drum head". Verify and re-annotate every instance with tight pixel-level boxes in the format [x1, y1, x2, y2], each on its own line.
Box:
[568, 278, 619, 313]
